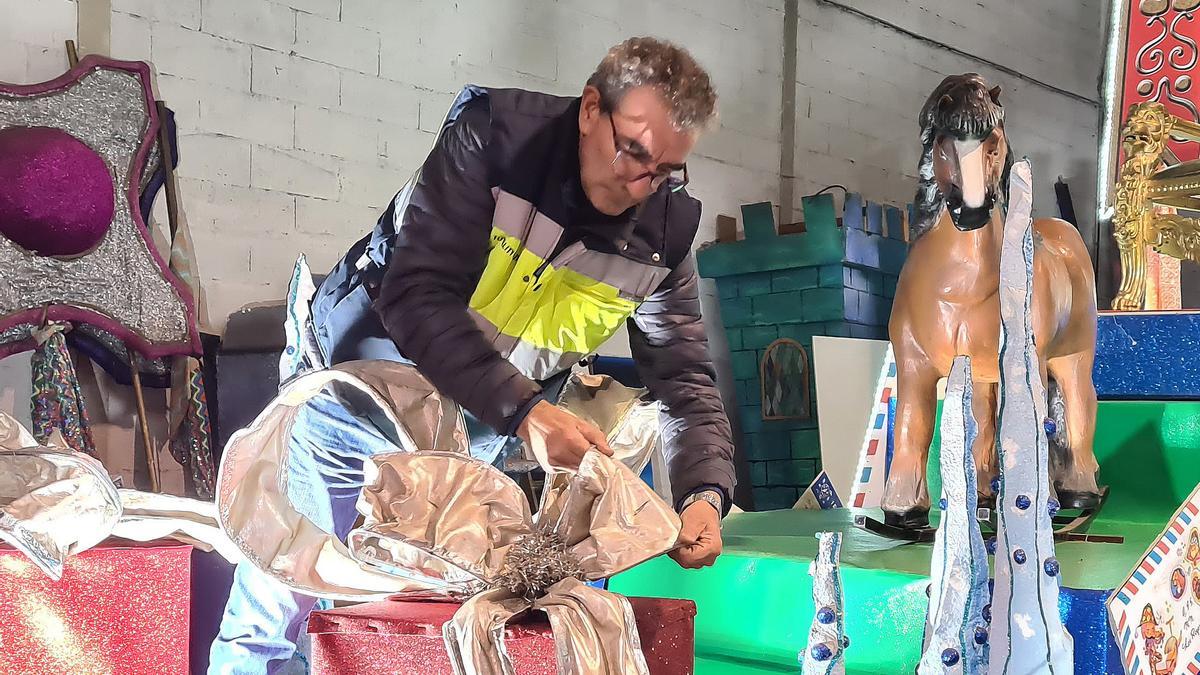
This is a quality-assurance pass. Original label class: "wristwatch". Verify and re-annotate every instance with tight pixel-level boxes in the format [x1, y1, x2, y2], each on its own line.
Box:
[680, 489, 723, 517]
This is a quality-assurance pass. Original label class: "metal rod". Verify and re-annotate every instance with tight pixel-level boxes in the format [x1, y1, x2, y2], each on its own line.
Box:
[778, 0, 799, 227]
[129, 352, 161, 492]
[1150, 196, 1200, 209]
[1149, 175, 1200, 195]
[65, 40, 79, 67]
[1169, 117, 1200, 143]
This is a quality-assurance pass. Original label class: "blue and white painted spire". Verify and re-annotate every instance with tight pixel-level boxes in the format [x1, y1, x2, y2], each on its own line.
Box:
[919, 355, 991, 674]
[802, 531, 848, 675]
[988, 159, 1074, 674]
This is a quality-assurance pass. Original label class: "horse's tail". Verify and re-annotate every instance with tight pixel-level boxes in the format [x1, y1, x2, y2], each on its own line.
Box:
[1047, 379, 1070, 469]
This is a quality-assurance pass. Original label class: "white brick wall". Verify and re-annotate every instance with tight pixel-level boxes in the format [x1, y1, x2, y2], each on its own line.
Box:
[8, 0, 1102, 346]
[1, 0, 76, 82]
[788, 1, 1102, 250]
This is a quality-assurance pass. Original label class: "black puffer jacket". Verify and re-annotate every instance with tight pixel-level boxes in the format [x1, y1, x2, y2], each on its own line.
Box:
[311, 86, 734, 510]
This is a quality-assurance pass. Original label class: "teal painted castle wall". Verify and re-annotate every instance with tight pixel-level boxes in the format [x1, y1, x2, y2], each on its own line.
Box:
[698, 193, 910, 510]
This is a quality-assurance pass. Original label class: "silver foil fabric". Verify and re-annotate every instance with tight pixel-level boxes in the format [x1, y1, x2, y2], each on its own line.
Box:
[0, 411, 239, 579]
[215, 361, 681, 674]
[2, 358, 681, 675]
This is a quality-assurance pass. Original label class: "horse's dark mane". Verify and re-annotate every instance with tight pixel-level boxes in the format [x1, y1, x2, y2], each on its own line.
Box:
[911, 74, 1015, 240]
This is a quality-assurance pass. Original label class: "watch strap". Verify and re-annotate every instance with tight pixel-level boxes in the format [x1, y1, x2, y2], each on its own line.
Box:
[681, 489, 723, 516]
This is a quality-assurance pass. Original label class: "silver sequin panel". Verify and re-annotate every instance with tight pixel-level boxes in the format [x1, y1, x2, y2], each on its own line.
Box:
[0, 324, 34, 344]
[0, 67, 190, 346]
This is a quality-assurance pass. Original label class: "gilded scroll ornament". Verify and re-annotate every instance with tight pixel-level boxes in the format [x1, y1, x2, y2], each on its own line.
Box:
[1113, 102, 1175, 310]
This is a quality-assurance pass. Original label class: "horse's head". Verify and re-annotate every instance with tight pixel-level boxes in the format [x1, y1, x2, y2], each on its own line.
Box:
[913, 74, 1014, 237]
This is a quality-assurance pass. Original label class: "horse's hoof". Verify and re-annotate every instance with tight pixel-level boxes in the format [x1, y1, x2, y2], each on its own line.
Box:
[883, 508, 929, 529]
[1056, 488, 1102, 511]
[976, 493, 996, 511]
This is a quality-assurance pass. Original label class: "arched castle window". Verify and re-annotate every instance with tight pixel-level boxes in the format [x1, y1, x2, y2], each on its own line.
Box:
[761, 338, 811, 421]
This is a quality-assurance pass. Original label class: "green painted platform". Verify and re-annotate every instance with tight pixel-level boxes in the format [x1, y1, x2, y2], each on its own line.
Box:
[611, 401, 1200, 674]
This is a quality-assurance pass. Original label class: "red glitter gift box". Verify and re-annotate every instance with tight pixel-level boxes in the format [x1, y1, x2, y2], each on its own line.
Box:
[0, 541, 192, 675]
[308, 596, 696, 674]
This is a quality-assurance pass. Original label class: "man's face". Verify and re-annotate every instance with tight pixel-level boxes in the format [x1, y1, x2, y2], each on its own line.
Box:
[578, 85, 698, 216]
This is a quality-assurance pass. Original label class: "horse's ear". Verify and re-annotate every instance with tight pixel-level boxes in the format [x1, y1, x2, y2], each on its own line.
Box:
[989, 85, 1002, 103]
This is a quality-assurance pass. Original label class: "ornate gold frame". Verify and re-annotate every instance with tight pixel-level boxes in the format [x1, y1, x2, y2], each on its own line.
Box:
[1112, 102, 1200, 310]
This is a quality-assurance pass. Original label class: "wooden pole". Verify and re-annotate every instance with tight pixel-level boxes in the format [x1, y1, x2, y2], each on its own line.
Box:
[154, 101, 182, 241]
[65, 40, 79, 67]
[129, 352, 161, 492]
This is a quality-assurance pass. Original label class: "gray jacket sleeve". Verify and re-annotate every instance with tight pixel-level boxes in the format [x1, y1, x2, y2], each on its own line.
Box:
[373, 105, 543, 436]
[628, 254, 736, 512]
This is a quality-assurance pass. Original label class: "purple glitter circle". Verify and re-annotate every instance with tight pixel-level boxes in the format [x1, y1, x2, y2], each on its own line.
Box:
[0, 126, 114, 257]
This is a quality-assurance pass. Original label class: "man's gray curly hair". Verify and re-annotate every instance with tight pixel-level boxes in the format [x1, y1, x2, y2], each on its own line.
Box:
[587, 37, 718, 131]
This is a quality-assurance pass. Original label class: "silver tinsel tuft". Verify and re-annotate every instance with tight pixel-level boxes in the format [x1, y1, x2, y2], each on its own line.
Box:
[495, 529, 584, 600]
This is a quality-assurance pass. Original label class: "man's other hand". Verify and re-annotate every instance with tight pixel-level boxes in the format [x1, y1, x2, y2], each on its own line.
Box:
[669, 500, 722, 569]
[517, 400, 613, 471]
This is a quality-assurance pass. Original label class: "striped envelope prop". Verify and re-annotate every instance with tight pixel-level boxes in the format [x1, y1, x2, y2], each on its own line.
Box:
[1108, 484, 1200, 675]
[848, 345, 896, 509]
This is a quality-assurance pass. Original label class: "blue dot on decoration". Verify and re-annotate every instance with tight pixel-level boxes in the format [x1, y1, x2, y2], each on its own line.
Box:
[1044, 418, 1057, 436]
[285, 345, 296, 355]
[986, 538, 997, 555]
[939, 498, 948, 510]
[990, 477, 1001, 493]
[1015, 494, 1031, 510]
[1048, 499, 1061, 516]
[983, 604, 992, 622]
[810, 643, 833, 661]
[974, 626, 988, 645]
[817, 607, 835, 625]
[1044, 558, 1060, 577]
[941, 648, 960, 666]
[1013, 548, 1027, 564]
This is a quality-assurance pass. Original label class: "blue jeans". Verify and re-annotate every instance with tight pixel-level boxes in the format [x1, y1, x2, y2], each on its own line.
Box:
[207, 387, 521, 674]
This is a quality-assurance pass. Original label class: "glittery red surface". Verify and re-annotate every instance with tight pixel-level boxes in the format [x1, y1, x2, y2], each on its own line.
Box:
[309, 596, 696, 675]
[0, 541, 191, 675]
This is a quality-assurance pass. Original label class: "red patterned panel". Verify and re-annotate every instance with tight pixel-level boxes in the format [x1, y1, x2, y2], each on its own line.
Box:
[1120, 2, 1200, 162]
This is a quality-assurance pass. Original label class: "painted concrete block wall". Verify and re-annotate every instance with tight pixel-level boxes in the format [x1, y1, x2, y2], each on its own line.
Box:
[788, 1, 1102, 261]
[1, 0, 77, 83]
[101, 0, 785, 334]
[7, 1, 1101, 510]
[6, 0, 1101, 338]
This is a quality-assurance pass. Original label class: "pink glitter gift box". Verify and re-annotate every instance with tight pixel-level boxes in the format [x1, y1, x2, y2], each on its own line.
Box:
[0, 541, 192, 675]
[308, 596, 697, 674]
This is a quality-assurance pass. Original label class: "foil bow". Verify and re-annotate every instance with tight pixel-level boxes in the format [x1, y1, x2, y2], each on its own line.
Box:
[351, 449, 681, 675]
[214, 361, 681, 675]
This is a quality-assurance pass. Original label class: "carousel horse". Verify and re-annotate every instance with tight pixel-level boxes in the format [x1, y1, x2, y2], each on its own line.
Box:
[881, 74, 1100, 529]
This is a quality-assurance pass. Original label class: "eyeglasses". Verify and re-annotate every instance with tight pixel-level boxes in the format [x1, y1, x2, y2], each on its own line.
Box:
[607, 113, 689, 193]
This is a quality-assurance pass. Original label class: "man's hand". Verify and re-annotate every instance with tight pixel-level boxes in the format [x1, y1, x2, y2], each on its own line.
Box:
[669, 500, 723, 569]
[517, 400, 613, 471]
